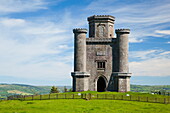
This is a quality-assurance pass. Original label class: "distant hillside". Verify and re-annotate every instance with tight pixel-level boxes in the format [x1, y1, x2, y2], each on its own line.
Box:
[131, 84, 170, 93]
[0, 83, 71, 98]
[0, 83, 169, 99]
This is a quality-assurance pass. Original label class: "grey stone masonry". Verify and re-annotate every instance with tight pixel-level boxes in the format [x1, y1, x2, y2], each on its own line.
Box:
[72, 28, 90, 92]
[116, 29, 130, 73]
[88, 15, 115, 38]
[73, 28, 87, 72]
[71, 15, 131, 92]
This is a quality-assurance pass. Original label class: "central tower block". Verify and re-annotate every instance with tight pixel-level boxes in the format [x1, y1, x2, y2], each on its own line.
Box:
[88, 15, 115, 38]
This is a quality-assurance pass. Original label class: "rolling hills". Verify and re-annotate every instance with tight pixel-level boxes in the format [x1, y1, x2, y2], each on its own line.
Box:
[0, 83, 169, 99]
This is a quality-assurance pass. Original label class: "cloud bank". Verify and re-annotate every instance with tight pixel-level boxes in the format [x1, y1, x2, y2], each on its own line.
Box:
[130, 50, 170, 76]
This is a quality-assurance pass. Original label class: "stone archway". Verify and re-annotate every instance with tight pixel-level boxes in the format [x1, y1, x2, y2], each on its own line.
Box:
[97, 76, 106, 92]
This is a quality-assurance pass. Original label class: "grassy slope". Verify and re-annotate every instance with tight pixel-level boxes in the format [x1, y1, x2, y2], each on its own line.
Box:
[0, 99, 170, 113]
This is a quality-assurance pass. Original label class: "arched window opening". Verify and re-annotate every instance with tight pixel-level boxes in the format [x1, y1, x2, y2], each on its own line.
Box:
[97, 76, 106, 92]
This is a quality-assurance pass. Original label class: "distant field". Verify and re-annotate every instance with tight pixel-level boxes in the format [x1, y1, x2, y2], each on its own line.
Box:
[0, 99, 170, 113]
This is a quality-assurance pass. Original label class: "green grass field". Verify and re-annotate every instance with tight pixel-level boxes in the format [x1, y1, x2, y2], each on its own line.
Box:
[0, 99, 170, 113]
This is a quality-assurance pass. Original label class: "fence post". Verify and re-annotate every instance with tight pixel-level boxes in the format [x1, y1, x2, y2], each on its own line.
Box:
[112, 95, 115, 100]
[89, 93, 91, 100]
[65, 94, 66, 99]
[146, 97, 148, 102]
[97, 94, 98, 99]
[32, 95, 34, 100]
[155, 98, 157, 103]
[85, 94, 86, 99]
[73, 94, 74, 99]
[138, 96, 140, 101]
[56, 94, 58, 99]
[40, 95, 42, 100]
[164, 98, 166, 104]
[23, 95, 25, 101]
[49, 94, 50, 99]
[105, 94, 107, 99]
[130, 95, 131, 101]
[122, 95, 123, 100]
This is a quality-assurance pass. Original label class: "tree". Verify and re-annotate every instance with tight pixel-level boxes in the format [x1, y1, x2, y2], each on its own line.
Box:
[50, 86, 59, 93]
[69, 88, 72, 92]
[64, 86, 68, 92]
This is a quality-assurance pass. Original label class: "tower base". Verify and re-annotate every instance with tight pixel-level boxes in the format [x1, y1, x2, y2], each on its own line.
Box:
[112, 72, 131, 92]
[71, 72, 90, 92]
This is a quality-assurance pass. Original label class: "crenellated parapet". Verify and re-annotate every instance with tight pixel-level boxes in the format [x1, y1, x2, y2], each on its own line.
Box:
[73, 28, 87, 33]
[88, 15, 115, 22]
[115, 29, 130, 34]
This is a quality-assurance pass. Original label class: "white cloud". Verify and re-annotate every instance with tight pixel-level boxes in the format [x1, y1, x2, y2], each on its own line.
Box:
[129, 36, 143, 43]
[0, 0, 49, 14]
[0, 5, 93, 85]
[155, 30, 170, 35]
[167, 41, 170, 44]
[130, 58, 170, 76]
[85, 0, 170, 43]
[130, 50, 162, 60]
[0, 14, 75, 81]
[130, 50, 170, 76]
[0, 18, 26, 27]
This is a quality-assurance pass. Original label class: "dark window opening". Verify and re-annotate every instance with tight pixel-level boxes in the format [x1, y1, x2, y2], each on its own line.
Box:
[97, 62, 105, 69]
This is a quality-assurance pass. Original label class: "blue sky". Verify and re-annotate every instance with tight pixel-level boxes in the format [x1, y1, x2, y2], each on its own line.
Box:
[0, 0, 169, 86]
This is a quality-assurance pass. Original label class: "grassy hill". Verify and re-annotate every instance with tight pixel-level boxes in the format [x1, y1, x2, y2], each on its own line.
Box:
[0, 83, 169, 99]
[1, 86, 170, 113]
[0, 99, 170, 113]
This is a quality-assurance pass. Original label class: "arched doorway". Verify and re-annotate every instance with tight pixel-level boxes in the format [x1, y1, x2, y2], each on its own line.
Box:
[97, 76, 106, 92]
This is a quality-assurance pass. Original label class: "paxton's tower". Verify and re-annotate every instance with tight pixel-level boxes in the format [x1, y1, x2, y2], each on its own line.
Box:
[71, 15, 131, 92]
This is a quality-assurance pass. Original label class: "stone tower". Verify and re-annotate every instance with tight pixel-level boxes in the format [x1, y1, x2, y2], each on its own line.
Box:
[71, 15, 131, 92]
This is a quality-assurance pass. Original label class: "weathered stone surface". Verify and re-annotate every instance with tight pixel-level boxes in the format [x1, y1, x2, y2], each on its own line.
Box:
[88, 15, 115, 38]
[116, 29, 130, 73]
[71, 15, 131, 92]
[73, 28, 87, 72]
[71, 72, 90, 92]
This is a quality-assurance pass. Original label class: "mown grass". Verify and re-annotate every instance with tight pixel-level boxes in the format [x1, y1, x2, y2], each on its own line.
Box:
[0, 99, 170, 113]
